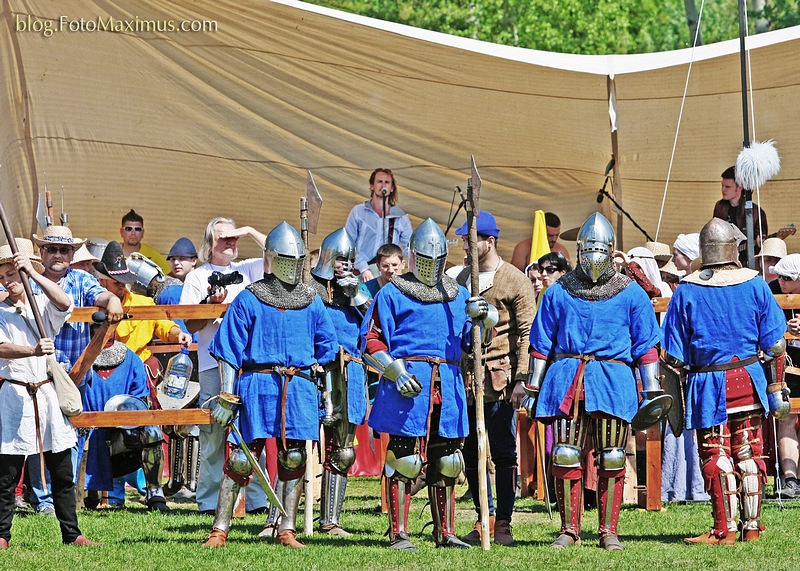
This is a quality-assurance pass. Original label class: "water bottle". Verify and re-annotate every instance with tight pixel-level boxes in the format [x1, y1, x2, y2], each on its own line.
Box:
[163, 348, 193, 399]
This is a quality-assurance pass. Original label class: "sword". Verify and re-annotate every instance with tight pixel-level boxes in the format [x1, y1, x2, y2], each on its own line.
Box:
[228, 421, 286, 517]
[536, 422, 553, 519]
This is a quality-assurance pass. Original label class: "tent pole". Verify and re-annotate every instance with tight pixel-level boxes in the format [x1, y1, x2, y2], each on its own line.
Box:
[738, 0, 756, 269]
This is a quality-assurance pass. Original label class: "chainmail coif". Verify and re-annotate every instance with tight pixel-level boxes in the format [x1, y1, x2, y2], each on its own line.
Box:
[559, 267, 631, 301]
[391, 272, 460, 303]
[93, 341, 129, 369]
[247, 274, 316, 309]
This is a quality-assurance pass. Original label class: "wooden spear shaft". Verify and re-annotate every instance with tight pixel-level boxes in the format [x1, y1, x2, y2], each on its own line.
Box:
[466, 178, 491, 551]
[300, 196, 315, 537]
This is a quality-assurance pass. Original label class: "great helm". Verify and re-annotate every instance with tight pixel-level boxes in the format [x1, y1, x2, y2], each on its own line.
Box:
[408, 218, 448, 286]
[265, 221, 305, 285]
[311, 228, 356, 281]
[699, 217, 742, 267]
[576, 212, 615, 283]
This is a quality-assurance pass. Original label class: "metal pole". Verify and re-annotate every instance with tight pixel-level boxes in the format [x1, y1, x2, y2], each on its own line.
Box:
[738, 0, 756, 269]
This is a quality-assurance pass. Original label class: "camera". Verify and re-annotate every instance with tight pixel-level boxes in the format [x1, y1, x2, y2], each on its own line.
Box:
[208, 270, 243, 296]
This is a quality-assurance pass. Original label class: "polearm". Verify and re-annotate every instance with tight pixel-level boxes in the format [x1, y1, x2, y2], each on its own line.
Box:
[0, 197, 63, 494]
[302, 170, 323, 536]
[466, 156, 491, 551]
[737, 0, 755, 269]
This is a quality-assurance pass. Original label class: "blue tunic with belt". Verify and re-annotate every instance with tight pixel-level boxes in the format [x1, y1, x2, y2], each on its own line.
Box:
[81, 346, 149, 490]
[530, 278, 661, 422]
[662, 274, 785, 430]
[210, 288, 338, 442]
[362, 280, 471, 438]
[324, 303, 368, 425]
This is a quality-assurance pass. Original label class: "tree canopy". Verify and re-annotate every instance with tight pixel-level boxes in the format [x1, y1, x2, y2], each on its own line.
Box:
[307, 0, 798, 54]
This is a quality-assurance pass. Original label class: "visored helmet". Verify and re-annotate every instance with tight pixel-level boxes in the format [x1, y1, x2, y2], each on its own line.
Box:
[576, 212, 615, 283]
[311, 228, 356, 281]
[408, 218, 448, 286]
[127, 252, 165, 288]
[699, 217, 741, 267]
[265, 221, 305, 285]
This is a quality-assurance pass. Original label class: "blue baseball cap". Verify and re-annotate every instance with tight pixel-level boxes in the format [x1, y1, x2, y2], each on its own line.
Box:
[455, 210, 500, 239]
[167, 237, 197, 259]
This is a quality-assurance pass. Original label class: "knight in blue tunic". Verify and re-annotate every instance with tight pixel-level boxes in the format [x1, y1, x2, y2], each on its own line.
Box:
[80, 339, 170, 511]
[202, 222, 337, 549]
[307, 228, 370, 536]
[361, 218, 497, 551]
[522, 213, 666, 551]
[662, 218, 788, 545]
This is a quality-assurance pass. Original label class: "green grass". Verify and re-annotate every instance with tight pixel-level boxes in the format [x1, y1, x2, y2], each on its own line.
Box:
[3, 478, 799, 571]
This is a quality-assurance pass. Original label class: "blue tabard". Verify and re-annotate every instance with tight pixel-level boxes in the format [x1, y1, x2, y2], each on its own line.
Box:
[363, 281, 471, 438]
[530, 279, 661, 422]
[662, 276, 786, 430]
[210, 288, 338, 442]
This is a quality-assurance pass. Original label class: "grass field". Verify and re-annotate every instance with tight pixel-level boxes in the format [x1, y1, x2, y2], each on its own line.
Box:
[3, 477, 798, 571]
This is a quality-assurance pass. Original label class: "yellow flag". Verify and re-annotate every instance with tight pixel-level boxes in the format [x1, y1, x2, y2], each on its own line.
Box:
[529, 210, 550, 264]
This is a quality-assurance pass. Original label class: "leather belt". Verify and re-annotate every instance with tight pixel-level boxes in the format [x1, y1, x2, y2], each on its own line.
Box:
[404, 356, 460, 445]
[688, 355, 759, 373]
[1, 378, 53, 494]
[240, 364, 314, 449]
[552, 353, 628, 422]
[241, 364, 315, 382]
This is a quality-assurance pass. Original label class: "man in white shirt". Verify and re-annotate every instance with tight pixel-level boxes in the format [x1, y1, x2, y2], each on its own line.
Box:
[180, 217, 268, 514]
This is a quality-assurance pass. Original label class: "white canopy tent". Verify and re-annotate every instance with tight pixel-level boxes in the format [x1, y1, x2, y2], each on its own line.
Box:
[1, 0, 798, 262]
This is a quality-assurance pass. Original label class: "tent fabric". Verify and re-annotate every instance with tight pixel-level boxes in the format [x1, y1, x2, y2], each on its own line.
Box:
[1, 0, 799, 264]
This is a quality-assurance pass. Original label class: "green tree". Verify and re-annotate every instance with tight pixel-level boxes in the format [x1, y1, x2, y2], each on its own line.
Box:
[309, 0, 786, 54]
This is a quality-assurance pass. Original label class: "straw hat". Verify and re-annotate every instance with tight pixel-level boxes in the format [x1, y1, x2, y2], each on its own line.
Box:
[0, 238, 45, 273]
[71, 244, 100, 265]
[659, 259, 684, 279]
[32, 225, 85, 248]
[644, 241, 672, 263]
[755, 237, 787, 260]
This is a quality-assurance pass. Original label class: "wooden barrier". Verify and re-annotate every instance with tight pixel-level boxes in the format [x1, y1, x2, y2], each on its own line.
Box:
[70, 408, 212, 428]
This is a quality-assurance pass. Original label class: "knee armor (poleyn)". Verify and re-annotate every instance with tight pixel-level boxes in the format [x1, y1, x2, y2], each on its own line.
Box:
[552, 444, 582, 468]
[278, 446, 307, 470]
[431, 449, 463, 483]
[597, 447, 626, 471]
[384, 449, 423, 480]
[228, 447, 253, 478]
[329, 446, 356, 474]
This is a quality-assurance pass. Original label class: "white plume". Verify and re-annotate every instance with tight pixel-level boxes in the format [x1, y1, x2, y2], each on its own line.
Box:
[735, 140, 780, 189]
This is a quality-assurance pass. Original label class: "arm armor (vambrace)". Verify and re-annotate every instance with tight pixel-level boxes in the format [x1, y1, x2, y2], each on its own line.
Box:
[524, 354, 546, 397]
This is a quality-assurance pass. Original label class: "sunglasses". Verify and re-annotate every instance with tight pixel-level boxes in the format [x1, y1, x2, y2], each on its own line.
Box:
[43, 245, 73, 255]
[123, 226, 143, 232]
[778, 275, 795, 281]
[541, 266, 560, 273]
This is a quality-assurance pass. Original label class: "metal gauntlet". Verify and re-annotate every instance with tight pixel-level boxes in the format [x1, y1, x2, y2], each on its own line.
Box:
[211, 360, 240, 426]
[362, 350, 422, 397]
